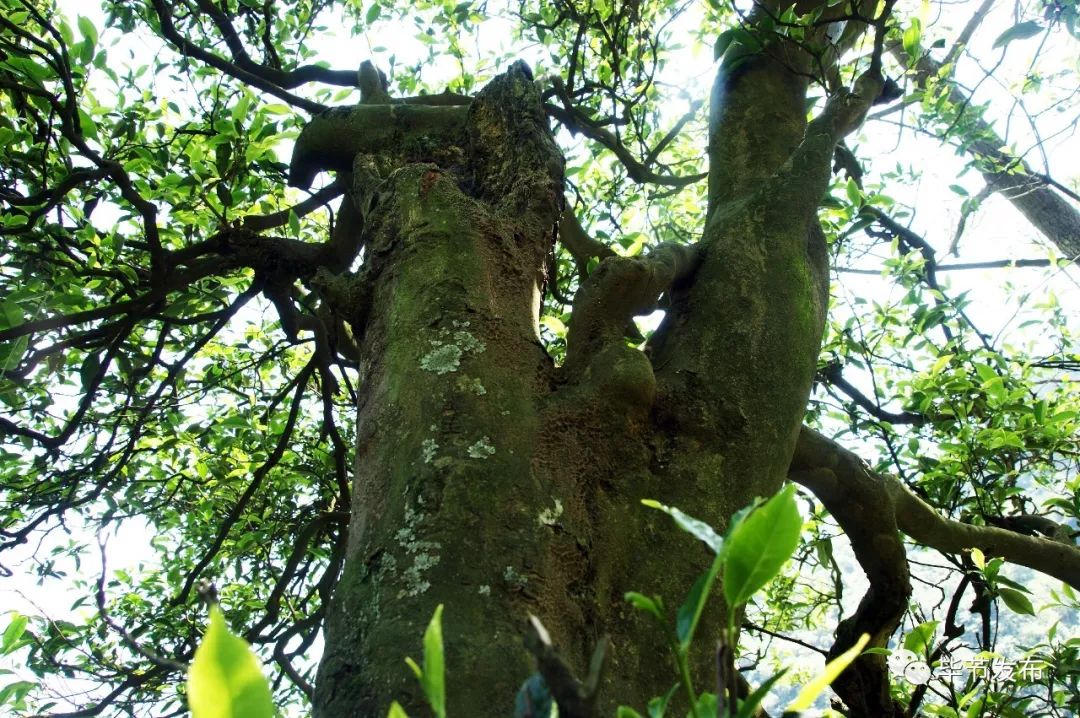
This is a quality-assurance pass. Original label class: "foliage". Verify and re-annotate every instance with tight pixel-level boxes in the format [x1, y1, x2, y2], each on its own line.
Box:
[187, 605, 275, 718]
[390, 489, 866, 718]
[0, 0, 1077, 715]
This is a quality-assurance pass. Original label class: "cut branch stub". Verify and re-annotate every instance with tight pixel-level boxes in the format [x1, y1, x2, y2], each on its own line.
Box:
[288, 104, 470, 189]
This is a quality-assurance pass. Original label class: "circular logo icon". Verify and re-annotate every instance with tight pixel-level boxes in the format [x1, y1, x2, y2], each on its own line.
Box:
[903, 659, 932, 685]
[888, 648, 932, 685]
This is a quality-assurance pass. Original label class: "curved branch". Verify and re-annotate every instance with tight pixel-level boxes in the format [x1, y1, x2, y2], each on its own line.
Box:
[893, 46, 1080, 258]
[191, 0, 357, 90]
[544, 78, 706, 188]
[147, 0, 327, 115]
[790, 426, 909, 718]
[793, 426, 1080, 589]
[564, 242, 701, 378]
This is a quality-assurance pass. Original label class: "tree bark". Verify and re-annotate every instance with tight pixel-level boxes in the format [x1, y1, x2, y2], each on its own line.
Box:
[301, 20, 882, 713]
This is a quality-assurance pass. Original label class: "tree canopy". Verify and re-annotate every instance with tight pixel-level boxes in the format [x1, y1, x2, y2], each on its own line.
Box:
[1, 0, 1079, 716]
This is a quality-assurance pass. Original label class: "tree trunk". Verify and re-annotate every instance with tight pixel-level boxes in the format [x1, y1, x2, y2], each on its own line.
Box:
[308, 44, 844, 714]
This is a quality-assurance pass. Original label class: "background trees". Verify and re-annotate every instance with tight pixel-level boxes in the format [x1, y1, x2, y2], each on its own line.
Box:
[0, 0, 1078, 716]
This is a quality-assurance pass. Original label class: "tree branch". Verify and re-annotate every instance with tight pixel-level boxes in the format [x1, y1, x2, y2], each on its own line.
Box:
[147, 0, 327, 115]
[893, 46, 1080, 258]
[793, 426, 1080, 589]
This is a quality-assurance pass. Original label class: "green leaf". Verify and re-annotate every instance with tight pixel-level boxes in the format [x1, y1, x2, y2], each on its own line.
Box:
[903, 21, 922, 58]
[722, 484, 803, 609]
[2, 614, 28, 654]
[997, 587, 1035, 615]
[973, 362, 998, 383]
[992, 21, 1043, 49]
[845, 178, 861, 207]
[647, 684, 679, 718]
[625, 592, 664, 622]
[366, 3, 382, 24]
[685, 692, 716, 718]
[641, 500, 723, 553]
[77, 16, 98, 49]
[421, 604, 446, 718]
[969, 548, 985, 569]
[785, 633, 870, 713]
[675, 567, 716, 647]
[186, 606, 275, 718]
[713, 29, 736, 61]
[0, 300, 27, 372]
[0, 680, 36, 708]
[288, 210, 300, 238]
[903, 621, 938, 655]
[617, 708, 644, 718]
[80, 352, 102, 391]
[734, 669, 787, 718]
[387, 702, 410, 718]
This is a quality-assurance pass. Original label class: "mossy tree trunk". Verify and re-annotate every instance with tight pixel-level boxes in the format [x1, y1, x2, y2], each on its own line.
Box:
[299, 19, 884, 711]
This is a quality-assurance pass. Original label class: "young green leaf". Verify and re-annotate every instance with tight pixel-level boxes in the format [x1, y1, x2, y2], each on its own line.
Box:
[387, 702, 410, 718]
[902, 21, 922, 58]
[675, 554, 724, 649]
[722, 484, 803, 609]
[642, 499, 723, 553]
[903, 621, 938, 656]
[2, 614, 28, 655]
[997, 587, 1036, 616]
[625, 592, 665, 622]
[186, 606, 275, 718]
[647, 684, 679, 718]
[421, 604, 446, 718]
[785, 633, 870, 713]
[685, 692, 716, 718]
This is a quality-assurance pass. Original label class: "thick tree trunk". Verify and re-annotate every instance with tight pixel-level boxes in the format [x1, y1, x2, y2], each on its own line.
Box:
[306, 39, 853, 712]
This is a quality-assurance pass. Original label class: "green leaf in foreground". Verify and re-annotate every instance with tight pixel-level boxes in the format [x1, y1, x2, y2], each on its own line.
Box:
[387, 702, 410, 718]
[785, 633, 870, 713]
[421, 604, 447, 718]
[404, 605, 447, 718]
[722, 484, 803, 609]
[187, 605, 274, 718]
[675, 564, 720, 647]
[642, 499, 723, 553]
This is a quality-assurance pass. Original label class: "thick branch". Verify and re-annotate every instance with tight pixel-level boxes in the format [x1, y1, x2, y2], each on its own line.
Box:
[148, 0, 327, 115]
[895, 47, 1080, 258]
[790, 427, 909, 718]
[793, 426, 1080, 589]
[558, 205, 617, 274]
[564, 242, 700, 378]
[288, 104, 469, 189]
[192, 0, 357, 90]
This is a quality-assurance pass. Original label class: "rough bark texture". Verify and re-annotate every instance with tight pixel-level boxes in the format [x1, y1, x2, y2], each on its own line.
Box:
[299, 27, 882, 712]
